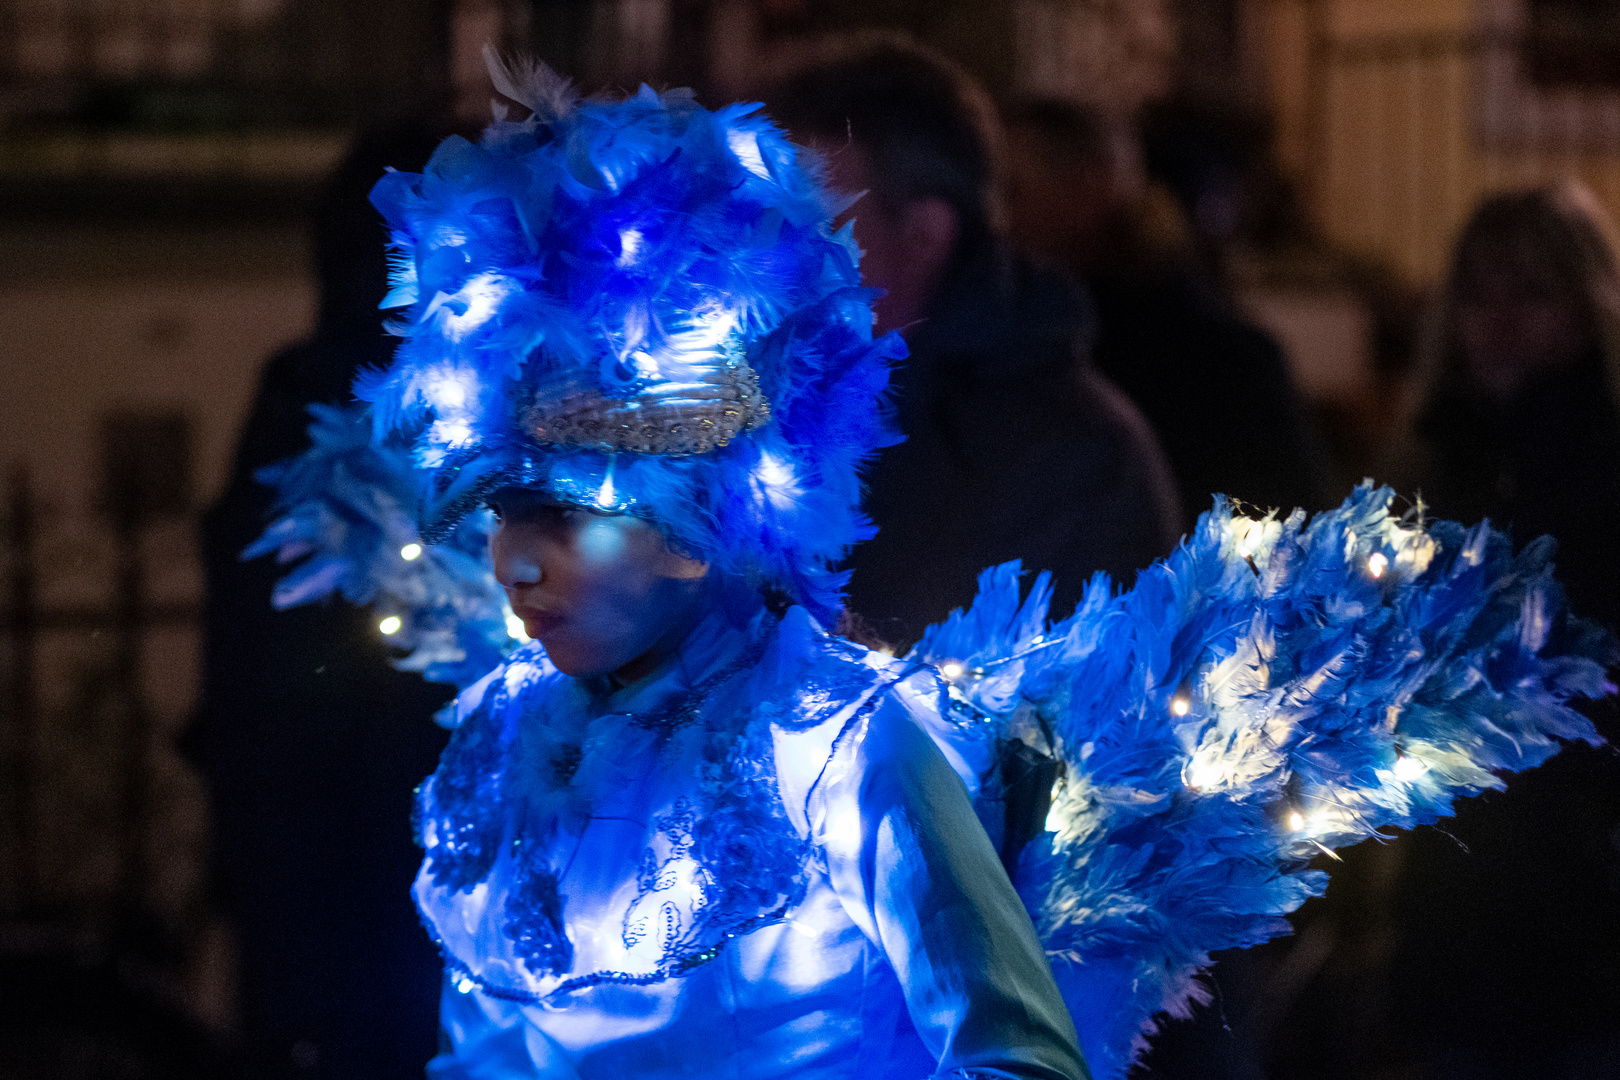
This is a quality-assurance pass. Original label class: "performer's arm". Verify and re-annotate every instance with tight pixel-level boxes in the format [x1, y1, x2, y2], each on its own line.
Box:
[816, 694, 1092, 1080]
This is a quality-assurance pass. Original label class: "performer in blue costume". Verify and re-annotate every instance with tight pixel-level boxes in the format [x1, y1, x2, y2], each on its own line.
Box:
[249, 57, 1615, 1080]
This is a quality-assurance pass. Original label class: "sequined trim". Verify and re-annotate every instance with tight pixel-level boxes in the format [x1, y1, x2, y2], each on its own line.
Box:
[626, 642, 767, 732]
[503, 854, 572, 974]
[420, 620, 896, 1002]
[418, 675, 512, 893]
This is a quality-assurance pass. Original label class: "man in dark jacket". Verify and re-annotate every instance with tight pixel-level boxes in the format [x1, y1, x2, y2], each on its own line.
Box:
[1003, 99, 1330, 529]
[770, 38, 1182, 649]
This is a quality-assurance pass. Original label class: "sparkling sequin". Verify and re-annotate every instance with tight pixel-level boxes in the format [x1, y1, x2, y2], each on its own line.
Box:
[419, 678, 510, 893]
[503, 857, 572, 975]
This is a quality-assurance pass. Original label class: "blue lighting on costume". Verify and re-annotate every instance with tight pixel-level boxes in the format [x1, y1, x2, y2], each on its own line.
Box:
[357, 76, 907, 623]
[617, 228, 643, 267]
[426, 271, 511, 341]
[241, 67, 1614, 1080]
[910, 485, 1612, 1077]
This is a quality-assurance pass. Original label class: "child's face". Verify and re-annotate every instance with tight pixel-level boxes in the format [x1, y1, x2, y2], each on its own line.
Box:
[488, 487, 710, 680]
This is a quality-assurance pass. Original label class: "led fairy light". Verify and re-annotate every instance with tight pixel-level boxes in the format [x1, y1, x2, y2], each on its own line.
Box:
[594, 456, 619, 511]
[1184, 757, 1223, 791]
[1392, 752, 1429, 782]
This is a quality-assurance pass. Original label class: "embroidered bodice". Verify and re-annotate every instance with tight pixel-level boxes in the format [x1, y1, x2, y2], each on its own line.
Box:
[413, 602, 1087, 1080]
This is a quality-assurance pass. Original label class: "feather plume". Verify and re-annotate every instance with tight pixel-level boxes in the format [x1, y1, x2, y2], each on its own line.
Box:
[362, 75, 903, 623]
[909, 484, 1615, 1080]
[246, 402, 517, 706]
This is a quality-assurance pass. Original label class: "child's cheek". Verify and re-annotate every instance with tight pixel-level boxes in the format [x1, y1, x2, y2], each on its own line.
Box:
[576, 516, 631, 565]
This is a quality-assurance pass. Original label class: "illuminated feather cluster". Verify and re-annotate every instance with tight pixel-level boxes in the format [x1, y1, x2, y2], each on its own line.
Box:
[911, 483, 1614, 1080]
[245, 403, 517, 696]
[360, 63, 902, 622]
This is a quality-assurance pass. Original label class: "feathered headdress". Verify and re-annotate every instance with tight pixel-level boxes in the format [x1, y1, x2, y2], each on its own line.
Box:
[360, 56, 902, 623]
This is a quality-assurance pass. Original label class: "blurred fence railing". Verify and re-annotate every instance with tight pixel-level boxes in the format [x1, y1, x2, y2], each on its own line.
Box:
[1, 413, 203, 938]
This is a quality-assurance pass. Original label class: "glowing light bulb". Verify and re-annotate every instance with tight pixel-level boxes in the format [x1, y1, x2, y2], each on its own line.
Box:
[434, 271, 511, 339]
[1367, 552, 1388, 578]
[1287, 810, 1305, 832]
[1186, 759, 1221, 789]
[400, 543, 422, 561]
[939, 661, 964, 680]
[1392, 753, 1428, 782]
[433, 419, 474, 446]
[727, 128, 771, 178]
[378, 616, 402, 636]
[595, 458, 619, 510]
[1235, 520, 1260, 558]
[506, 613, 529, 641]
[754, 453, 800, 510]
[1171, 696, 1190, 717]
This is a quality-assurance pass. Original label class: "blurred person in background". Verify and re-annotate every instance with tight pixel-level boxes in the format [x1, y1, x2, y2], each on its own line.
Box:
[1390, 181, 1620, 1077]
[186, 119, 458, 1080]
[1002, 98, 1328, 530]
[1409, 182, 1620, 629]
[768, 36, 1181, 649]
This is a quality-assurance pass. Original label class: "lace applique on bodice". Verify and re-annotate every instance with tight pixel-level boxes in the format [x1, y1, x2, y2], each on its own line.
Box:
[413, 608, 890, 1004]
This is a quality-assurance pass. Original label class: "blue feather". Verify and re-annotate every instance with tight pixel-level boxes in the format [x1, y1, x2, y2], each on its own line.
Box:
[909, 483, 1614, 1079]
[246, 403, 516, 706]
[360, 78, 904, 623]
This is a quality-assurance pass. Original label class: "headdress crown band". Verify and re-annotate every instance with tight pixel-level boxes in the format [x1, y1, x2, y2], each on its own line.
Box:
[517, 358, 770, 457]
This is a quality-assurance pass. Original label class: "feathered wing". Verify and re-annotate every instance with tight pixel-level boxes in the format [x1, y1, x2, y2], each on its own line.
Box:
[908, 483, 1615, 1080]
[244, 401, 520, 707]
[250, 452, 1613, 1075]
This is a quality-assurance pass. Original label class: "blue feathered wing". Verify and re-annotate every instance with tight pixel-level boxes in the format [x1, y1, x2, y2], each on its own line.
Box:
[244, 402, 521, 703]
[251, 437, 1613, 1078]
[908, 484, 1614, 1080]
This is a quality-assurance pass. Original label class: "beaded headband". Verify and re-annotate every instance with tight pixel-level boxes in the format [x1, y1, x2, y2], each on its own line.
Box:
[517, 357, 771, 457]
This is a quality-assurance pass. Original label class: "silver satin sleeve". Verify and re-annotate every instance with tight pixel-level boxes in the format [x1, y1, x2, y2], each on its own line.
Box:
[812, 691, 1093, 1080]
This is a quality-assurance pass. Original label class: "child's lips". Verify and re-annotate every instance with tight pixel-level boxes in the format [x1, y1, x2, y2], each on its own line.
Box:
[518, 609, 562, 637]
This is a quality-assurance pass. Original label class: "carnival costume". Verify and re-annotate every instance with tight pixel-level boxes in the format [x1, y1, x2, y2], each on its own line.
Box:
[249, 61, 1616, 1080]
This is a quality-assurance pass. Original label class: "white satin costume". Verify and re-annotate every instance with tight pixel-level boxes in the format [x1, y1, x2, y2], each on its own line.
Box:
[413, 598, 1090, 1080]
